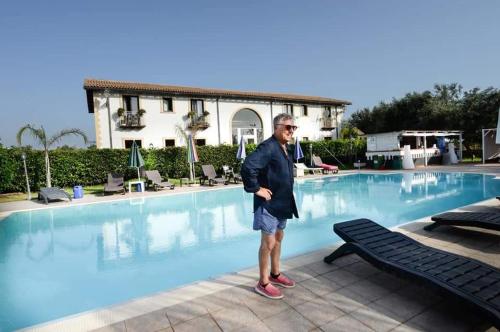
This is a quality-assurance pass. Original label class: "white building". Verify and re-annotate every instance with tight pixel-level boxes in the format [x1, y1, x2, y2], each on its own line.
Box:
[83, 79, 351, 149]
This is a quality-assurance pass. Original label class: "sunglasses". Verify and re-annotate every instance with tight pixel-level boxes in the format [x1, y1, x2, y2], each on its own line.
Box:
[276, 124, 298, 131]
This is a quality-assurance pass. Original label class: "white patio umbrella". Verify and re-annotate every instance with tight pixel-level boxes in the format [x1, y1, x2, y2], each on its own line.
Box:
[236, 136, 246, 160]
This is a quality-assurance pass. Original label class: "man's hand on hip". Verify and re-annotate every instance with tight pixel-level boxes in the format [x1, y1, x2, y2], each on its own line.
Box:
[256, 187, 272, 201]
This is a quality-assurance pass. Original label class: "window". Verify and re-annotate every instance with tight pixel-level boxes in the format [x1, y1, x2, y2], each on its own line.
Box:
[324, 106, 332, 117]
[163, 98, 173, 112]
[296, 105, 307, 116]
[284, 104, 293, 116]
[191, 99, 204, 117]
[164, 139, 175, 147]
[302, 137, 309, 141]
[123, 96, 139, 114]
[324, 137, 332, 141]
[195, 139, 206, 146]
[125, 139, 142, 148]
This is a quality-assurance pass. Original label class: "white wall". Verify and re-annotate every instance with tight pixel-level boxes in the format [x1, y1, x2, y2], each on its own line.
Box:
[92, 92, 346, 148]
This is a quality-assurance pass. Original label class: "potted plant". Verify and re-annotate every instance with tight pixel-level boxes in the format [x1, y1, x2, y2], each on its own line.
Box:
[187, 110, 197, 122]
[202, 110, 210, 117]
[138, 109, 146, 117]
[117, 108, 125, 117]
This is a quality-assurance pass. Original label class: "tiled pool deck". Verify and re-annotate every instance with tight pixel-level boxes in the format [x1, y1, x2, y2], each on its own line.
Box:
[2, 164, 499, 332]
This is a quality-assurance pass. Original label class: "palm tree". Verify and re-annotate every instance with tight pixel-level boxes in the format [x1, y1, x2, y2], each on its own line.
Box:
[17, 125, 88, 187]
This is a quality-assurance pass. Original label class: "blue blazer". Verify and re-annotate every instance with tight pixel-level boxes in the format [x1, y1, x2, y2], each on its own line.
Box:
[241, 135, 299, 219]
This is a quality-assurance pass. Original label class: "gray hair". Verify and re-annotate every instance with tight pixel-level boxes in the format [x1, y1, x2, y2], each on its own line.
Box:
[273, 113, 293, 129]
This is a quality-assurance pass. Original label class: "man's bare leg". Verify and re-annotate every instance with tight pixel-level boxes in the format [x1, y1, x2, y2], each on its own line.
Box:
[270, 229, 284, 275]
[259, 232, 276, 284]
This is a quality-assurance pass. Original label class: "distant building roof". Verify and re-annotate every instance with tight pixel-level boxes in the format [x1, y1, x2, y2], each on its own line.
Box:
[83, 78, 351, 113]
[367, 130, 462, 137]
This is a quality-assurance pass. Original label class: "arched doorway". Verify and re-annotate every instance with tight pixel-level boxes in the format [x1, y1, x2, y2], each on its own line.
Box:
[231, 109, 263, 145]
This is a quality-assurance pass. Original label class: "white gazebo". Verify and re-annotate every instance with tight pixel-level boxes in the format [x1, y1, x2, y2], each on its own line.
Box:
[366, 130, 463, 167]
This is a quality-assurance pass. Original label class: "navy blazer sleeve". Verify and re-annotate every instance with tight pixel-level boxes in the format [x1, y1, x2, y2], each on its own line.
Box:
[241, 142, 272, 193]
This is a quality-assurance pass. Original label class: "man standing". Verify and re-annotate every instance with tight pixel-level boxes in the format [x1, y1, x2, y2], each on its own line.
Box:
[241, 113, 299, 299]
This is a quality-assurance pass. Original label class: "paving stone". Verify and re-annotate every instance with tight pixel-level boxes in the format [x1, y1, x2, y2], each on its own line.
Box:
[195, 285, 255, 313]
[304, 260, 340, 275]
[294, 297, 345, 326]
[243, 290, 292, 320]
[299, 275, 342, 296]
[262, 308, 316, 332]
[390, 323, 425, 332]
[404, 306, 475, 332]
[282, 283, 319, 307]
[236, 319, 272, 332]
[369, 272, 408, 292]
[90, 322, 126, 332]
[342, 261, 380, 279]
[171, 314, 221, 332]
[344, 278, 395, 303]
[165, 300, 208, 326]
[322, 268, 362, 287]
[397, 284, 442, 307]
[329, 253, 361, 267]
[371, 291, 428, 322]
[322, 287, 371, 314]
[320, 314, 375, 332]
[154, 328, 173, 332]
[352, 304, 401, 332]
[124, 309, 170, 332]
[282, 265, 319, 283]
[211, 306, 262, 332]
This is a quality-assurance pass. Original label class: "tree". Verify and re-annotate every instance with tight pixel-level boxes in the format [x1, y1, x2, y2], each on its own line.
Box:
[348, 84, 500, 150]
[16, 125, 88, 187]
[340, 124, 363, 139]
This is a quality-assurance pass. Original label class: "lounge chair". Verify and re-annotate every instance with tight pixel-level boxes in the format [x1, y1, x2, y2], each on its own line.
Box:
[145, 170, 175, 190]
[200, 165, 228, 186]
[294, 163, 323, 175]
[324, 218, 500, 328]
[104, 173, 125, 194]
[38, 187, 72, 204]
[425, 212, 500, 232]
[222, 165, 242, 184]
[312, 155, 339, 174]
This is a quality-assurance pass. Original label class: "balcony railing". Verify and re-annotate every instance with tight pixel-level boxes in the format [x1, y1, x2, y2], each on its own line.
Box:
[118, 114, 145, 129]
[321, 117, 337, 130]
[187, 115, 210, 130]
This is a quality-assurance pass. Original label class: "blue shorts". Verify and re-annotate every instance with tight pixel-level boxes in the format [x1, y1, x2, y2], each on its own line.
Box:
[253, 206, 287, 234]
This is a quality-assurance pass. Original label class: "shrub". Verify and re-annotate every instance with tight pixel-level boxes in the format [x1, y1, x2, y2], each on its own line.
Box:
[0, 139, 366, 193]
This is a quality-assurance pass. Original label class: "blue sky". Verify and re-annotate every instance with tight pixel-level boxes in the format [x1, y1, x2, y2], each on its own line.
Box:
[1, 0, 499, 147]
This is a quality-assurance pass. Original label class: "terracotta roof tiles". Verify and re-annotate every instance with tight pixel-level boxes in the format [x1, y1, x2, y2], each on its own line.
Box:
[83, 78, 351, 106]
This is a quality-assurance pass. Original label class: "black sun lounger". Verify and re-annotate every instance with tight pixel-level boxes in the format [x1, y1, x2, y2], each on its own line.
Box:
[38, 187, 72, 204]
[324, 218, 500, 328]
[426, 212, 500, 232]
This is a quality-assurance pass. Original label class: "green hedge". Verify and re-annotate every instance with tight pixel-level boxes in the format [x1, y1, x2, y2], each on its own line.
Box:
[0, 139, 366, 193]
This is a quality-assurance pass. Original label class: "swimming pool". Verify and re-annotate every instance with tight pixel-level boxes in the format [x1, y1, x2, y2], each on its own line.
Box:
[1, 172, 499, 330]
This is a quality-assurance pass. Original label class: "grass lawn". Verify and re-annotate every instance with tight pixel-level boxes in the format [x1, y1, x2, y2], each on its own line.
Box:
[0, 179, 192, 203]
[0, 192, 29, 203]
[0, 185, 106, 204]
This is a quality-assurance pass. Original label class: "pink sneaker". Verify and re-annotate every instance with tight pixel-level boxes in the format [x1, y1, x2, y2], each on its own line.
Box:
[254, 282, 283, 299]
[269, 273, 296, 288]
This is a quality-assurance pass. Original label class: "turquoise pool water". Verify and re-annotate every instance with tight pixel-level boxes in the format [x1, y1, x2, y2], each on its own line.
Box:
[1, 172, 499, 330]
